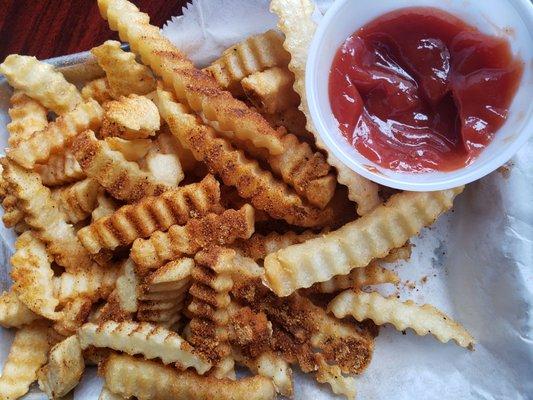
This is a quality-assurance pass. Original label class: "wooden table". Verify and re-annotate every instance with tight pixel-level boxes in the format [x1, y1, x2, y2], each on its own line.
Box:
[0, 0, 188, 61]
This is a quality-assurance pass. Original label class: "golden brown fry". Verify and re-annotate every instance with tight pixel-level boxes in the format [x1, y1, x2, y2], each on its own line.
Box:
[35, 151, 86, 187]
[1, 193, 24, 228]
[233, 230, 319, 260]
[51, 178, 100, 223]
[0, 55, 82, 114]
[264, 188, 463, 296]
[91, 40, 156, 97]
[142, 150, 184, 187]
[77, 174, 220, 253]
[153, 128, 199, 172]
[100, 353, 276, 400]
[270, 0, 381, 215]
[241, 67, 299, 113]
[7, 91, 48, 147]
[262, 107, 313, 141]
[156, 86, 334, 227]
[101, 94, 160, 139]
[143, 258, 194, 293]
[37, 335, 85, 399]
[115, 259, 140, 313]
[381, 242, 412, 263]
[0, 290, 40, 328]
[0, 322, 50, 400]
[79, 320, 211, 373]
[98, 0, 284, 155]
[315, 354, 357, 400]
[81, 77, 114, 104]
[99, 386, 126, 400]
[131, 205, 255, 273]
[92, 190, 120, 221]
[53, 296, 94, 336]
[10, 232, 60, 320]
[204, 30, 290, 96]
[2, 159, 92, 271]
[72, 130, 170, 202]
[7, 100, 103, 169]
[328, 290, 475, 349]
[106, 137, 152, 161]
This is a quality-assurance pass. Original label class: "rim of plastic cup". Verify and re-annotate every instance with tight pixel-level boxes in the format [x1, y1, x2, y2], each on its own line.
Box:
[306, 0, 533, 191]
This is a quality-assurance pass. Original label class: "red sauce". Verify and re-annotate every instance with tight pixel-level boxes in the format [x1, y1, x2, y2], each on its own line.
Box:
[329, 7, 523, 172]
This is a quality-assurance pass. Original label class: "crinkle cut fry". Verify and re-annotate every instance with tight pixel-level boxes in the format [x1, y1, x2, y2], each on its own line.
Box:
[97, 0, 284, 155]
[0, 290, 40, 328]
[0, 54, 82, 114]
[35, 151, 86, 187]
[143, 258, 194, 292]
[328, 290, 475, 349]
[2, 159, 92, 271]
[51, 178, 100, 223]
[155, 86, 335, 228]
[100, 353, 276, 400]
[82, 77, 113, 104]
[78, 320, 211, 374]
[270, 0, 381, 215]
[77, 174, 220, 254]
[72, 130, 170, 203]
[203, 30, 290, 96]
[7, 90, 48, 147]
[264, 188, 464, 296]
[131, 204, 255, 273]
[0, 321, 50, 400]
[7, 99, 104, 169]
[233, 230, 320, 260]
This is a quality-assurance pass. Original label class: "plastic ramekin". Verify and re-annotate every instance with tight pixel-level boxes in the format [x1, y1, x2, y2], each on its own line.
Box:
[306, 0, 533, 191]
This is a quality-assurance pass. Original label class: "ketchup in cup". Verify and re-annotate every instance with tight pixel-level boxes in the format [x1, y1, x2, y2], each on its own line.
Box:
[329, 7, 524, 172]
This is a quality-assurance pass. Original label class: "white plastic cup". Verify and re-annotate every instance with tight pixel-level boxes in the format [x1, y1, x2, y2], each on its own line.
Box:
[306, 0, 533, 191]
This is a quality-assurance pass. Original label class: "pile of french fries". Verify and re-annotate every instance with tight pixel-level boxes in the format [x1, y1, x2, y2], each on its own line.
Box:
[0, 0, 475, 399]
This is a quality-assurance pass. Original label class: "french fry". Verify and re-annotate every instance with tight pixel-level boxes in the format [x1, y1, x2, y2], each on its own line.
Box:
[92, 190, 120, 221]
[37, 335, 85, 399]
[315, 354, 357, 400]
[115, 259, 140, 313]
[79, 320, 211, 373]
[91, 40, 156, 97]
[262, 107, 313, 141]
[153, 128, 199, 172]
[51, 178, 100, 223]
[131, 205, 255, 273]
[233, 230, 319, 260]
[100, 353, 276, 400]
[7, 91, 48, 147]
[98, 0, 284, 155]
[137, 298, 184, 328]
[156, 86, 334, 227]
[1, 194, 24, 228]
[0, 321, 50, 400]
[0, 54, 82, 114]
[204, 30, 290, 96]
[81, 77, 113, 104]
[72, 130, 170, 202]
[381, 242, 412, 263]
[101, 94, 160, 139]
[77, 174, 220, 253]
[99, 386, 126, 400]
[241, 67, 299, 114]
[328, 290, 475, 349]
[53, 263, 120, 304]
[53, 296, 93, 336]
[264, 188, 463, 296]
[142, 150, 184, 187]
[35, 151, 86, 187]
[7, 100, 104, 169]
[0, 290, 40, 328]
[106, 137, 152, 161]
[10, 232, 60, 320]
[143, 258, 194, 293]
[270, 0, 381, 215]
[2, 159, 92, 271]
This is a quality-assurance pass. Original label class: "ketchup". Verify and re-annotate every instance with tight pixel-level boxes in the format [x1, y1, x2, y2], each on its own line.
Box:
[329, 7, 524, 172]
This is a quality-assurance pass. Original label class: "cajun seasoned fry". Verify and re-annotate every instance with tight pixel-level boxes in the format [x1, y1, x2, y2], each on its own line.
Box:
[35, 151, 86, 187]
[131, 205, 255, 273]
[37, 335, 85, 399]
[156, 86, 334, 227]
[233, 230, 319, 260]
[7, 100, 104, 169]
[315, 355, 357, 400]
[98, 0, 284, 155]
[101, 94, 160, 139]
[92, 190, 119, 221]
[270, 0, 381, 215]
[143, 258, 194, 293]
[79, 320, 211, 373]
[81, 77, 113, 104]
[241, 67, 299, 114]
[106, 137, 151, 161]
[72, 130, 169, 202]
[53, 296, 93, 336]
[11, 232, 60, 320]
[264, 188, 463, 296]
[7, 91, 48, 147]
[153, 128, 198, 172]
[1, 193, 24, 228]
[2, 159, 92, 271]
[91, 40, 156, 97]
[204, 30, 290, 96]
[0, 290, 40, 328]
[115, 259, 140, 313]
[142, 150, 184, 187]
[77, 174, 220, 253]
[100, 353, 276, 400]
[51, 178, 100, 223]
[328, 290, 475, 349]
[0, 322, 50, 400]
[262, 107, 312, 141]
[0, 55, 82, 114]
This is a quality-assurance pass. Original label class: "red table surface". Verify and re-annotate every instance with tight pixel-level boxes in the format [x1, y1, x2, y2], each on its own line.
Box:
[0, 0, 189, 61]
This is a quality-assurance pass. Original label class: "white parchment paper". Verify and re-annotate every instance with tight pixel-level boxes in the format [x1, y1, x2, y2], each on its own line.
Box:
[0, 1, 531, 399]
